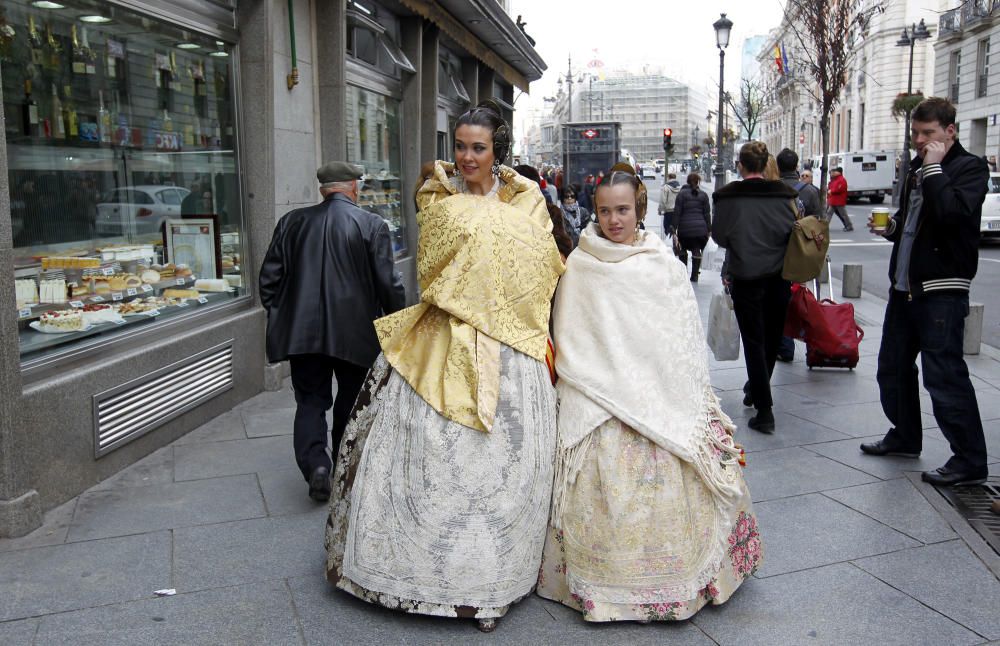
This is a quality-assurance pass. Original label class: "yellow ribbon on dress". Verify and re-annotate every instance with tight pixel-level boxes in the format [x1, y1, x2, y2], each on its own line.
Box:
[375, 161, 564, 432]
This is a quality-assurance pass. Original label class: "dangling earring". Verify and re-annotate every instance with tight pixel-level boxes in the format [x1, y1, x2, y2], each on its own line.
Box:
[491, 159, 501, 176]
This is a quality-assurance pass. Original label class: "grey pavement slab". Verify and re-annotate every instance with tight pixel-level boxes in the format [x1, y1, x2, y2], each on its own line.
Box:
[742, 447, 878, 502]
[257, 467, 327, 517]
[173, 511, 326, 592]
[33, 580, 302, 646]
[691, 562, 981, 646]
[287, 573, 716, 646]
[242, 406, 296, 438]
[854, 540, 1000, 641]
[716, 387, 828, 421]
[0, 531, 171, 622]
[709, 366, 758, 392]
[91, 445, 174, 491]
[0, 498, 76, 554]
[0, 618, 38, 645]
[733, 413, 850, 453]
[777, 374, 882, 406]
[823, 477, 957, 544]
[986, 425, 1000, 461]
[235, 386, 296, 412]
[806, 434, 977, 480]
[173, 435, 295, 481]
[173, 410, 247, 445]
[67, 474, 266, 542]
[787, 400, 937, 439]
[753, 493, 919, 577]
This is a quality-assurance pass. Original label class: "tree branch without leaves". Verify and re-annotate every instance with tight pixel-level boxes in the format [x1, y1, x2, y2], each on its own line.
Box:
[726, 77, 766, 140]
[781, 0, 884, 196]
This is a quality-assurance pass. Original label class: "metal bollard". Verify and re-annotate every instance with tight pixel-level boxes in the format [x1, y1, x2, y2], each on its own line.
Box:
[963, 302, 984, 355]
[842, 264, 863, 298]
[820, 258, 830, 284]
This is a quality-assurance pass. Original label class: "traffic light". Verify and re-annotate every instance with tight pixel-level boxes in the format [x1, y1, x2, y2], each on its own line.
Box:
[662, 128, 673, 149]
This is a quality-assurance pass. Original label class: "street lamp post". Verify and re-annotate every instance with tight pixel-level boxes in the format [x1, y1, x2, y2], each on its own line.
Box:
[894, 19, 930, 205]
[557, 55, 583, 123]
[713, 13, 733, 192]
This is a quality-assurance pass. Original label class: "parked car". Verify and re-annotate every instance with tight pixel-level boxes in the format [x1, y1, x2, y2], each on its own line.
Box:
[95, 185, 190, 236]
[640, 164, 657, 179]
[981, 172, 1000, 241]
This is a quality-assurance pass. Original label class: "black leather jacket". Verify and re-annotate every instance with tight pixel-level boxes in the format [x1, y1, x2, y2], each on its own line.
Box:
[259, 193, 406, 366]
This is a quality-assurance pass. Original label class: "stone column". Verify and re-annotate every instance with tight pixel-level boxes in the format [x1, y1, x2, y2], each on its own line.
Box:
[315, 0, 348, 162]
[419, 25, 439, 166]
[0, 71, 42, 537]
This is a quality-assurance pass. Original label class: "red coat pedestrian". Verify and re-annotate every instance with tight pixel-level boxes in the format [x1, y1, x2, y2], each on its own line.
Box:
[827, 173, 848, 206]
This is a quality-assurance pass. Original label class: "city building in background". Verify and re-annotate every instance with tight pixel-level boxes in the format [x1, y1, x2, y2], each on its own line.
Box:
[755, 0, 945, 167]
[934, 0, 1000, 169]
[0, 0, 543, 538]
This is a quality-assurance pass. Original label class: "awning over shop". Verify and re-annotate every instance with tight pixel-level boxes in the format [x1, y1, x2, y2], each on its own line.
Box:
[397, 0, 546, 92]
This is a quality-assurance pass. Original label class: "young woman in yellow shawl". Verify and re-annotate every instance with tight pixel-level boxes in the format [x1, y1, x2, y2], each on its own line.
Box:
[536, 166, 762, 622]
[325, 100, 564, 632]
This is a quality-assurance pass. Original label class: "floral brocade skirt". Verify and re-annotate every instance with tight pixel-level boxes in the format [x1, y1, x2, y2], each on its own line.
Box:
[536, 418, 761, 622]
[325, 348, 557, 619]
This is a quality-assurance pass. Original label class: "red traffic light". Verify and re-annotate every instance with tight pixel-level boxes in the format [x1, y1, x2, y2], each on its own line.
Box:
[663, 128, 672, 136]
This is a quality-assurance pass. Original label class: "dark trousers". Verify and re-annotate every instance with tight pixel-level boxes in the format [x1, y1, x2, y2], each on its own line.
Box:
[289, 354, 370, 481]
[730, 275, 792, 410]
[827, 205, 852, 229]
[876, 291, 987, 473]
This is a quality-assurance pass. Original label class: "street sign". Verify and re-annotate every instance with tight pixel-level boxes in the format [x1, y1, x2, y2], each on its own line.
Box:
[581, 129, 598, 139]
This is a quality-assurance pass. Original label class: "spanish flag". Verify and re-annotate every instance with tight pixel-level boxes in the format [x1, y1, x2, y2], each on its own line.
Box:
[774, 43, 784, 75]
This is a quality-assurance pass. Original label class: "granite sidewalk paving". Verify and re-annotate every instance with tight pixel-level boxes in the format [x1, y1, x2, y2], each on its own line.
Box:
[2, 267, 999, 645]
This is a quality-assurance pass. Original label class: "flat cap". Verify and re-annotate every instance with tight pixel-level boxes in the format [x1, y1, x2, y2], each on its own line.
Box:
[317, 161, 364, 184]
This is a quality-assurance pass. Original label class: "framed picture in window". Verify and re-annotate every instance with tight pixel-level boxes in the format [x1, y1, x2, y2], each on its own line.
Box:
[164, 217, 221, 278]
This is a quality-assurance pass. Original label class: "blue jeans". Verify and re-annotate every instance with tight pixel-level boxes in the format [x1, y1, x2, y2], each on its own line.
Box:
[876, 291, 987, 472]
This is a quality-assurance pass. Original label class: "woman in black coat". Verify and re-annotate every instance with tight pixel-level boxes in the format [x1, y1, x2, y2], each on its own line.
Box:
[671, 173, 712, 282]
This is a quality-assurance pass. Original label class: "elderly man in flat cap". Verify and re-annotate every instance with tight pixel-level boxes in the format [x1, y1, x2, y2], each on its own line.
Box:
[259, 161, 406, 501]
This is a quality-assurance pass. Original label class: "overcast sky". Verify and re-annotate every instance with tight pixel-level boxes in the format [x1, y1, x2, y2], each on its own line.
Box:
[508, 0, 787, 134]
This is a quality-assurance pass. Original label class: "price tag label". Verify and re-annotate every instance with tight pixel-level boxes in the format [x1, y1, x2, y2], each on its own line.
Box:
[176, 301, 190, 308]
[69, 300, 85, 309]
[141, 284, 153, 293]
[197, 297, 208, 305]
[144, 309, 160, 317]
[18, 307, 32, 318]
[90, 295, 106, 303]
[102, 267, 114, 276]
[111, 292, 124, 302]
[113, 318, 127, 325]
[175, 277, 186, 285]
[126, 287, 138, 296]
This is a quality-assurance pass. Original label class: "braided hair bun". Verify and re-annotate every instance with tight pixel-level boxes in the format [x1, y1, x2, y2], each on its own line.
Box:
[455, 99, 511, 167]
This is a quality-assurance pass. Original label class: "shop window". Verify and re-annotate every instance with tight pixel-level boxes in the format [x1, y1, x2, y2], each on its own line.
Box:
[2, 0, 246, 364]
[345, 85, 406, 259]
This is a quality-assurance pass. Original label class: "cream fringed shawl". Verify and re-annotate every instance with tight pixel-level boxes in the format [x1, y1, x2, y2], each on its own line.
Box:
[551, 223, 743, 522]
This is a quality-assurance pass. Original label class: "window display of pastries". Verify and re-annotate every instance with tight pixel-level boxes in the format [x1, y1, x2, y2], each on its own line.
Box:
[39, 279, 67, 304]
[174, 264, 193, 278]
[70, 283, 91, 298]
[39, 309, 85, 331]
[116, 299, 160, 315]
[92, 278, 111, 295]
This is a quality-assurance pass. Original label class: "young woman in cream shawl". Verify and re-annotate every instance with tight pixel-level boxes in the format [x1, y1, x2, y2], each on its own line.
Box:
[536, 167, 762, 622]
[325, 101, 564, 632]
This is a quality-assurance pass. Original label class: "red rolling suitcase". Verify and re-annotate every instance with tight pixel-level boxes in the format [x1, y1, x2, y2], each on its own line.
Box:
[784, 283, 864, 370]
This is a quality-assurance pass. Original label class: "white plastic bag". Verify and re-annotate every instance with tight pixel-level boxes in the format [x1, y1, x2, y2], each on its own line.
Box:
[707, 290, 741, 361]
[705, 239, 726, 273]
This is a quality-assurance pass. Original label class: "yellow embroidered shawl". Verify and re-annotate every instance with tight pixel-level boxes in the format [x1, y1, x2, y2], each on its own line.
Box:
[375, 161, 564, 432]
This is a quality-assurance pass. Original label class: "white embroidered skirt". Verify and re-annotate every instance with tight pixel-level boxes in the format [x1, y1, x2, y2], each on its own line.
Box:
[325, 346, 557, 619]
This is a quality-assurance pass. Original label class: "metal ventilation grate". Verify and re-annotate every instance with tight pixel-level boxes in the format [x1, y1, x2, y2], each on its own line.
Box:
[93, 341, 234, 457]
[934, 476, 1000, 556]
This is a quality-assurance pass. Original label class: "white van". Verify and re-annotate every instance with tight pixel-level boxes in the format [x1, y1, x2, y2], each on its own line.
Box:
[806, 151, 896, 203]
